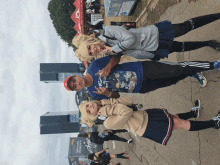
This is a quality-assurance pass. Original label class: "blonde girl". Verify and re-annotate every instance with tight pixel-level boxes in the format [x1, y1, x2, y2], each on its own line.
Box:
[79, 97, 220, 145]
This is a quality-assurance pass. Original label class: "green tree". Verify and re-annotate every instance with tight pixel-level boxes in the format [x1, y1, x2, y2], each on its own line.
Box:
[48, 0, 77, 49]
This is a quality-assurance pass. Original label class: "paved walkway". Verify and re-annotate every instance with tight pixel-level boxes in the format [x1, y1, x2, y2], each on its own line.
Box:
[100, 0, 220, 165]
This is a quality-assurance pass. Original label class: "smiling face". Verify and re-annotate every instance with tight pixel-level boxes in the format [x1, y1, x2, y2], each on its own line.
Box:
[68, 75, 85, 91]
[87, 43, 104, 56]
[86, 102, 100, 116]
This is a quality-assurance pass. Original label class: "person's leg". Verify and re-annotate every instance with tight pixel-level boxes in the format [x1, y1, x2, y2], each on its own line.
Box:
[115, 153, 129, 159]
[142, 61, 214, 80]
[111, 130, 128, 134]
[173, 118, 216, 131]
[169, 41, 213, 53]
[140, 61, 214, 93]
[110, 154, 115, 159]
[173, 111, 220, 131]
[177, 100, 201, 120]
[173, 13, 220, 38]
[109, 135, 129, 143]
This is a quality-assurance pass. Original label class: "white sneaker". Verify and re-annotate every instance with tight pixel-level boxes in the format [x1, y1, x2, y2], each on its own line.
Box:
[127, 139, 133, 143]
[211, 110, 220, 129]
[191, 100, 201, 118]
[192, 72, 207, 87]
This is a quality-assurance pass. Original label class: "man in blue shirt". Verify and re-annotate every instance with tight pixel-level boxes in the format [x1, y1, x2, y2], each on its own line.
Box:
[64, 56, 219, 99]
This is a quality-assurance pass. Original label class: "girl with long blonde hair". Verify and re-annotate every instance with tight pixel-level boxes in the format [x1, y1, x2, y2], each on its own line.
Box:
[79, 97, 220, 145]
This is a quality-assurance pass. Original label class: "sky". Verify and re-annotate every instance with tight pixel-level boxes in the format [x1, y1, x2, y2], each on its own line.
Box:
[0, 0, 81, 165]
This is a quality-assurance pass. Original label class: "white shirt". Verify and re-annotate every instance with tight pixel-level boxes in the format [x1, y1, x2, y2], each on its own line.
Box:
[86, 0, 96, 3]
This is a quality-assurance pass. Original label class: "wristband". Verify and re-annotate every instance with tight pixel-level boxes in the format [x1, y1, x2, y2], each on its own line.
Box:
[107, 91, 112, 97]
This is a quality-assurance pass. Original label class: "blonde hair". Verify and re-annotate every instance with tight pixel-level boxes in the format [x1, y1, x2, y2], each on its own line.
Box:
[72, 35, 92, 48]
[72, 34, 105, 62]
[79, 100, 100, 127]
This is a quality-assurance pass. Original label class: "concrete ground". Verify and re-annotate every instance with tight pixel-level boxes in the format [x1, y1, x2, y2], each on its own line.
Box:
[100, 0, 220, 165]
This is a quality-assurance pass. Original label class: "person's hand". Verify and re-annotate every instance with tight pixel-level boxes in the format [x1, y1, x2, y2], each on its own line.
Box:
[102, 45, 113, 54]
[95, 65, 111, 79]
[100, 99, 110, 106]
[93, 86, 110, 96]
[110, 161, 116, 165]
[108, 130, 113, 133]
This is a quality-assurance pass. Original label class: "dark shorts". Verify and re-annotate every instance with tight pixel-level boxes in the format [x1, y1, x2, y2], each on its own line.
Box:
[100, 153, 110, 164]
[142, 108, 174, 145]
[152, 20, 176, 60]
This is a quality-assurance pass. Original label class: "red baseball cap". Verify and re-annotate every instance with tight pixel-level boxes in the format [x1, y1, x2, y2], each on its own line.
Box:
[64, 76, 73, 91]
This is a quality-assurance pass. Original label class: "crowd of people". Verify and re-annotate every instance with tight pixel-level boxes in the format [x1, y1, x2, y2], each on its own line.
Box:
[67, 12, 220, 164]
[85, 0, 104, 15]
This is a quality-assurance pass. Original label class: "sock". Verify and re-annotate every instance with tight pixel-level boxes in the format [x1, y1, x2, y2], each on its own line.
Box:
[189, 13, 220, 30]
[171, 41, 210, 53]
[173, 13, 220, 37]
[189, 120, 215, 131]
[177, 111, 196, 120]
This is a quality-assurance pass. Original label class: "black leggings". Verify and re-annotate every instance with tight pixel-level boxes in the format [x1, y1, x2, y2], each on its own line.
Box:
[115, 153, 127, 159]
[169, 13, 220, 53]
[103, 130, 128, 142]
[139, 61, 214, 93]
[173, 13, 220, 38]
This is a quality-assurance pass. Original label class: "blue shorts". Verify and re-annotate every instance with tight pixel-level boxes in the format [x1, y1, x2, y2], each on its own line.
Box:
[142, 108, 174, 145]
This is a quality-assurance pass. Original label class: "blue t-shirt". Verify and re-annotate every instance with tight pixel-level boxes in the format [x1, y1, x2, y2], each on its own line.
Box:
[87, 56, 143, 99]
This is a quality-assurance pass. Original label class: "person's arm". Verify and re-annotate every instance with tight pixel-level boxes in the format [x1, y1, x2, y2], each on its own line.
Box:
[104, 26, 135, 54]
[93, 87, 120, 98]
[104, 104, 133, 129]
[109, 91, 120, 98]
[110, 161, 117, 165]
[95, 148, 108, 156]
[100, 97, 133, 106]
[95, 55, 121, 79]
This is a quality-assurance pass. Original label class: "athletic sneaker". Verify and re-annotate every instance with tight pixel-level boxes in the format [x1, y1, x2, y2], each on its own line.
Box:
[213, 61, 220, 70]
[211, 110, 220, 129]
[192, 72, 207, 87]
[191, 99, 201, 118]
[209, 40, 220, 51]
[127, 139, 133, 143]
